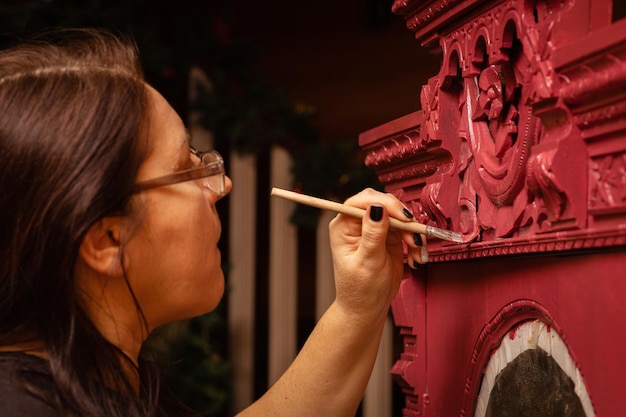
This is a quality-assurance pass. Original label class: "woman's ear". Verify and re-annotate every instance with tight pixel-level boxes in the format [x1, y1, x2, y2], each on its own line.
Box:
[78, 217, 124, 277]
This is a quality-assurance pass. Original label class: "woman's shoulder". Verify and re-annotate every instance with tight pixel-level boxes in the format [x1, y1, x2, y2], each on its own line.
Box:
[0, 352, 59, 417]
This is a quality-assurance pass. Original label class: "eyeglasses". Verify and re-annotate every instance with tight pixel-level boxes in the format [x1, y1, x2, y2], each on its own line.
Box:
[133, 149, 225, 196]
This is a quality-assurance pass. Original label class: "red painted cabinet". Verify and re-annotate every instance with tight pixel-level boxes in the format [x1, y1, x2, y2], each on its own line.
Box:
[359, 1, 626, 415]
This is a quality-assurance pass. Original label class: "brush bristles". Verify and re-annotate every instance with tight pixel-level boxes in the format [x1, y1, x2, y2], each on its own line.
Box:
[425, 225, 464, 243]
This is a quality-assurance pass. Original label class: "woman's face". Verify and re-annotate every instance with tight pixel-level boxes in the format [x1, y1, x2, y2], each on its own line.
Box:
[123, 86, 232, 329]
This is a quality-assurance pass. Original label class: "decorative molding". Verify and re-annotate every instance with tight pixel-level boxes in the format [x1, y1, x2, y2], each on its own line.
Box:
[389, 273, 426, 416]
[391, 0, 496, 44]
[430, 226, 626, 262]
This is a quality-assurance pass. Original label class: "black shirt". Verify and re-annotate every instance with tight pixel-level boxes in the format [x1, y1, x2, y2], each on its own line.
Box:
[0, 351, 203, 417]
[0, 352, 58, 417]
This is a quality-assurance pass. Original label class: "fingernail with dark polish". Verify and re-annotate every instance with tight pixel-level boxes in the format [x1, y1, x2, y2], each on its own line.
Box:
[402, 208, 414, 219]
[413, 233, 423, 246]
[370, 205, 383, 222]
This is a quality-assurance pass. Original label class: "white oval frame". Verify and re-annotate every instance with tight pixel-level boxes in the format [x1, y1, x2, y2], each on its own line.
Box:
[474, 319, 595, 417]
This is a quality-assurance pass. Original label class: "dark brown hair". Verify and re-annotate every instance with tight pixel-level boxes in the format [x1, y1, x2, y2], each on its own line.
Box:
[0, 28, 195, 417]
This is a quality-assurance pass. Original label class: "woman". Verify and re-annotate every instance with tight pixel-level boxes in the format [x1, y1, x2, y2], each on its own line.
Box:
[0, 28, 427, 417]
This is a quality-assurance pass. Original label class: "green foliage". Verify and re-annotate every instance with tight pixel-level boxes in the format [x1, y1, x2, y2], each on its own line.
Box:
[189, 20, 381, 228]
[290, 140, 381, 229]
[193, 71, 314, 154]
[148, 302, 231, 417]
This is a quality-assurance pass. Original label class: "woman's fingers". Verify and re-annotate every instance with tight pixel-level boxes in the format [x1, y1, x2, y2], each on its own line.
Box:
[407, 232, 429, 268]
[342, 188, 430, 268]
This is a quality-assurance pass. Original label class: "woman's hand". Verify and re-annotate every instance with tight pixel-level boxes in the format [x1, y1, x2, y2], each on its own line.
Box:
[238, 188, 427, 417]
[328, 188, 428, 321]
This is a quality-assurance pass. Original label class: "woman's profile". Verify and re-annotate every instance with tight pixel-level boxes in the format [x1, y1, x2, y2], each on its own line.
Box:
[0, 28, 427, 417]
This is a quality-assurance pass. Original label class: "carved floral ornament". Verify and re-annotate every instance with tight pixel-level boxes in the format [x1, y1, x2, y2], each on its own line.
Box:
[429, 3, 567, 242]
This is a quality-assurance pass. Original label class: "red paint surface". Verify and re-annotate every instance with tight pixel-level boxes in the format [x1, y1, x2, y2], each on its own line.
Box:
[360, 0, 626, 415]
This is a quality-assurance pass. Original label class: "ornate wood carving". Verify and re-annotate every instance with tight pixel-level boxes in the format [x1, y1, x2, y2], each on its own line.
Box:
[359, 0, 626, 416]
[360, 0, 626, 261]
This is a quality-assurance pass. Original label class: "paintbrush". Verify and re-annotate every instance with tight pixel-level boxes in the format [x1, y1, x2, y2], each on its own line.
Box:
[270, 187, 463, 243]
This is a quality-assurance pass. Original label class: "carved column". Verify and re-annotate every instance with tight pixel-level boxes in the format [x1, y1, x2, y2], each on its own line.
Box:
[268, 146, 298, 386]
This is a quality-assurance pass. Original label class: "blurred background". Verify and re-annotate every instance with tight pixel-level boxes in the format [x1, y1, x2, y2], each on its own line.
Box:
[0, 1, 441, 416]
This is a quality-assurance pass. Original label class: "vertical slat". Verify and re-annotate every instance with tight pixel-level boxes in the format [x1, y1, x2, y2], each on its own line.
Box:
[363, 316, 393, 417]
[315, 210, 336, 320]
[228, 152, 257, 413]
[188, 66, 257, 411]
[268, 146, 298, 386]
[188, 67, 214, 152]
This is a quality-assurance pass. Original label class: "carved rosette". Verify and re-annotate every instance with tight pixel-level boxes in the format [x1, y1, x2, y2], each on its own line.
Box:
[590, 153, 626, 214]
